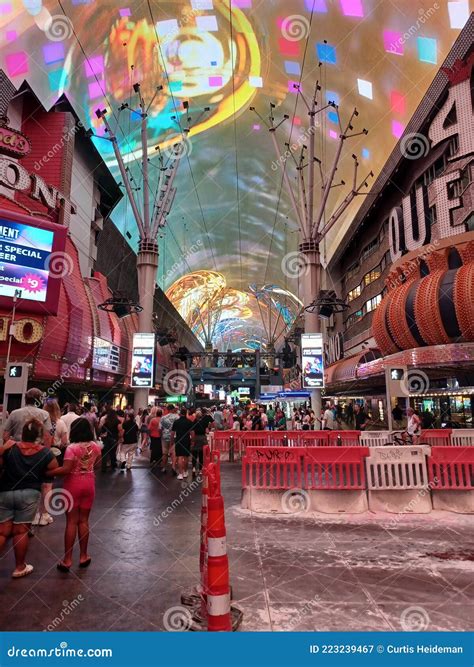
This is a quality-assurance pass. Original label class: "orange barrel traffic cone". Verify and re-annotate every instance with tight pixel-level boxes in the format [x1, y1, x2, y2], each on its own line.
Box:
[199, 460, 210, 622]
[200, 466, 209, 574]
[203, 445, 211, 469]
[206, 487, 231, 631]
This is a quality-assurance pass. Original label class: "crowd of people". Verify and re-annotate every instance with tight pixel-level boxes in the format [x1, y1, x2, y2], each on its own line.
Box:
[0, 389, 101, 578]
[0, 388, 424, 580]
[0, 393, 231, 579]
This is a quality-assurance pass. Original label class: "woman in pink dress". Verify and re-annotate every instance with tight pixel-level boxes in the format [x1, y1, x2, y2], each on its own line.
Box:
[47, 418, 101, 572]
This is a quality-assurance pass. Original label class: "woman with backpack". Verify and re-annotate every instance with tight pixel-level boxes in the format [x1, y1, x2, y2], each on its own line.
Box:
[0, 419, 58, 578]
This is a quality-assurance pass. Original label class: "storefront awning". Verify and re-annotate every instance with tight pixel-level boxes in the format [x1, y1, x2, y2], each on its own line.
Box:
[325, 349, 382, 386]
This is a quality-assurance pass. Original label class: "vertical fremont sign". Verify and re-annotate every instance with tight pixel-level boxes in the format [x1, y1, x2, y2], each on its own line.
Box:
[0, 156, 76, 216]
[388, 57, 474, 263]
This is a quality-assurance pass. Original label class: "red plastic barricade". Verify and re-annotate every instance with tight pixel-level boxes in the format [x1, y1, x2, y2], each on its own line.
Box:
[242, 446, 304, 490]
[214, 430, 362, 458]
[212, 431, 234, 456]
[421, 429, 452, 447]
[328, 431, 361, 447]
[428, 446, 474, 490]
[299, 432, 330, 447]
[304, 447, 369, 490]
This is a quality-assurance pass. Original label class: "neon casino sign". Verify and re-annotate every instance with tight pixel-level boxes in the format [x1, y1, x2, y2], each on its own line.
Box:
[0, 124, 31, 159]
[0, 157, 76, 217]
[389, 55, 474, 263]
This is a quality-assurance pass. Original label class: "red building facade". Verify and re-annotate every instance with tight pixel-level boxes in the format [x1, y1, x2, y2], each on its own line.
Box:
[0, 75, 161, 403]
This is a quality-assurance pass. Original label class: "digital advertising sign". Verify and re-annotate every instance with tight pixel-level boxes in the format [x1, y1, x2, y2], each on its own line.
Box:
[131, 333, 155, 389]
[0, 217, 53, 303]
[301, 333, 325, 390]
[0, 210, 67, 315]
[92, 337, 121, 373]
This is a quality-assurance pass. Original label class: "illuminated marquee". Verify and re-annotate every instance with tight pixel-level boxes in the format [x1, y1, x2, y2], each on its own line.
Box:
[0, 315, 44, 344]
[389, 55, 473, 263]
[0, 124, 31, 159]
[0, 157, 76, 216]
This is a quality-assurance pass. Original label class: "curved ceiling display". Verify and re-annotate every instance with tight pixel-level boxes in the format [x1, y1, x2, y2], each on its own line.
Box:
[0, 0, 467, 348]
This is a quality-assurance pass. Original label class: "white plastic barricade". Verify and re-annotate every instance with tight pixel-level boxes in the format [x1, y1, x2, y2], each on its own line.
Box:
[359, 432, 392, 447]
[450, 430, 474, 447]
[365, 445, 432, 513]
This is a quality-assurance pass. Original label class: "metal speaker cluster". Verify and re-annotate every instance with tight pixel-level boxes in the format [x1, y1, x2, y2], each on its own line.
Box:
[305, 290, 349, 320]
[98, 293, 143, 318]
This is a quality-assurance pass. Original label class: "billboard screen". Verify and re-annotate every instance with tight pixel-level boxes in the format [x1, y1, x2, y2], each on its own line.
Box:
[93, 337, 121, 373]
[301, 334, 324, 389]
[131, 333, 155, 389]
[0, 217, 54, 303]
[0, 210, 67, 316]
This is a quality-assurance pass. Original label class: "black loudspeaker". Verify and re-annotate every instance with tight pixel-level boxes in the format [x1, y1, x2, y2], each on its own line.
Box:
[114, 303, 131, 318]
[319, 304, 333, 320]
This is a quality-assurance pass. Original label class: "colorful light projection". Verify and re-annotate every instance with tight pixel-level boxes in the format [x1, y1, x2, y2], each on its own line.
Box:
[166, 271, 302, 350]
[0, 1, 467, 344]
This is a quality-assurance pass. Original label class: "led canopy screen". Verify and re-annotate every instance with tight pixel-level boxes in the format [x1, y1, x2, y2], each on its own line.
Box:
[0, 0, 467, 346]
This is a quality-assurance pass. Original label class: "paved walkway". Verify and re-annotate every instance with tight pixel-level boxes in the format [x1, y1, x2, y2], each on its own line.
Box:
[1, 460, 472, 632]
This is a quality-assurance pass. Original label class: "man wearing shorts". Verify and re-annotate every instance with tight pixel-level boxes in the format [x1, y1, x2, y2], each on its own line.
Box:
[170, 408, 194, 480]
[160, 406, 179, 474]
[191, 409, 213, 474]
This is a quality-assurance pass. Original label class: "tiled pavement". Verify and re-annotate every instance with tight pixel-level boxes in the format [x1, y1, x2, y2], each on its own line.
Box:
[1, 459, 472, 632]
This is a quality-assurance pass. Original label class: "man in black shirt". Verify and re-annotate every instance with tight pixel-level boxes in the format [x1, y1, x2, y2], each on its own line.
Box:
[192, 409, 214, 473]
[171, 408, 194, 480]
[354, 404, 367, 431]
[251, 408, 262, 431]
[392, 403, 404, 429]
